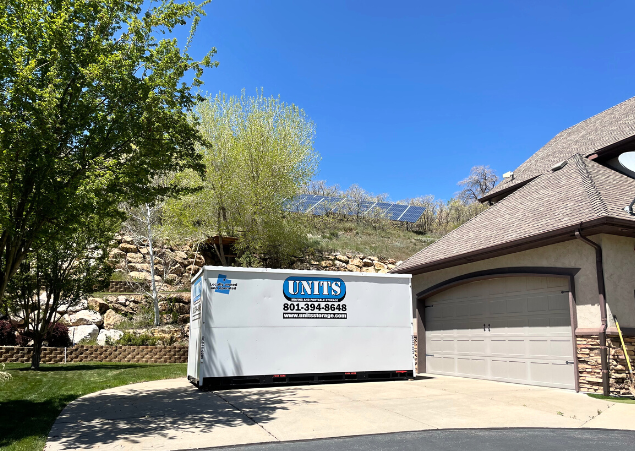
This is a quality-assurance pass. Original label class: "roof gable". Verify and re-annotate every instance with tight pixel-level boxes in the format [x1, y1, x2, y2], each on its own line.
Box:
[484, 96, 635, 201]
[396, 156, 635, 274]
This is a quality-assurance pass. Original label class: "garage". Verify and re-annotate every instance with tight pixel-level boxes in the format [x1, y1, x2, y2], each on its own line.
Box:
[423, 276, 576, 389]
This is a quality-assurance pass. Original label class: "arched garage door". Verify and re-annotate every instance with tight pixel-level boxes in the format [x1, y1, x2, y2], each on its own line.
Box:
[424, 276, 575, 389]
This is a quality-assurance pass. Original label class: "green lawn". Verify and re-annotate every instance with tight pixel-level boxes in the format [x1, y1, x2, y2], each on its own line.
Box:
[0, 362, 187, 451]
[587, 393, 635, 404]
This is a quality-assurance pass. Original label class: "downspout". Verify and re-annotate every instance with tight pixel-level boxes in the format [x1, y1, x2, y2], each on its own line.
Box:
[575, 230, 609, 396]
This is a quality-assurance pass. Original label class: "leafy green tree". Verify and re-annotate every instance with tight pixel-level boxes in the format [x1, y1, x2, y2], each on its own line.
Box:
[0, 0, 217, 309]
[6, 212, 118, 369]
[163, 90, 318, 268]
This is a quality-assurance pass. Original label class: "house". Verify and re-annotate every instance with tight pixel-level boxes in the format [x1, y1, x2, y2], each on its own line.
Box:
[393, 97, 635, 396]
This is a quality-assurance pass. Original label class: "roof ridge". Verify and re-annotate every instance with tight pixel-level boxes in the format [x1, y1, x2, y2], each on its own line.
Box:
[552, 96, 635, 137]
[571, 154, 609, 217]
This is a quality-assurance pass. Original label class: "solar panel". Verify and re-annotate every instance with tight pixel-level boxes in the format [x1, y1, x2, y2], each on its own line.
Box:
[398, 205, 425, 222]
[284, 195, 425, 223]
[385, 204, 408, 220]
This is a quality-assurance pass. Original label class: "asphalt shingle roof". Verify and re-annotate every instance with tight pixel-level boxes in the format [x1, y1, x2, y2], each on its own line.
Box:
[396, 155, 635, 274]
[485, 96, 635, 199]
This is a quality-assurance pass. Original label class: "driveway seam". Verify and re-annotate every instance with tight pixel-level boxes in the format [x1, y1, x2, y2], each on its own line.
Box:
[579, 401, 616, 427]
[213, 392, 280, 441]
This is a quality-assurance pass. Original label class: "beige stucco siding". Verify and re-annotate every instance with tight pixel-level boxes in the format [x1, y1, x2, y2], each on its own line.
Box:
[601, 234, 635, 328]
[411, 236, 617, 329]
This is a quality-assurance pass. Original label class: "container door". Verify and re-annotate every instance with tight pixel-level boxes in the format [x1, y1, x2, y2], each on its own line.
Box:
[187, 277, 203, 382]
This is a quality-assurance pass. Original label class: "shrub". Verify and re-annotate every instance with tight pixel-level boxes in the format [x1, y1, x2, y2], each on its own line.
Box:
[45, 323, 72, 347]
[118, 332, 159, 346]
[0, 320, 17, 346]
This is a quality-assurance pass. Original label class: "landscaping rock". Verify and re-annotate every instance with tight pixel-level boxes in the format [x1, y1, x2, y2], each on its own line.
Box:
[165, 274, 180, 285]
[119, 243, 138, 253]
[361, 266, 375, 273]
[346, 264, 361, 272]
[350, 257, 363, 267]
[374, 261, 387, 271]
[126, 253, 144, 263]
[62, 310, 103, 327]
[174, 251, 188, 260]
[362, 258, 374, 267]
[321, 260, 333, 268]
[103, 309, 126, 330]
[56, 299, 88, 314]
[88, 297, 109, 314]
[108, 249, 126, 261]
[335, 254, 349, 263]
[68, 324, 99, 344]
[178, 314, 190, 325]
[97, 329, 124, 346]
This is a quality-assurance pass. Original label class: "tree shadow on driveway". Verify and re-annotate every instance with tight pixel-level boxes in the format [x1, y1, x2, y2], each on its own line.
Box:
[47, 380, 316, 449]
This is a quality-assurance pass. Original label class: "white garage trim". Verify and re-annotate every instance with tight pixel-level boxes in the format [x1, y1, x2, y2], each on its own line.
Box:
[415, 268, 579, 391]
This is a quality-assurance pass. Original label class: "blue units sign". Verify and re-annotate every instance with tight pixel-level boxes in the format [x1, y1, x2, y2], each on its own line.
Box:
[282, 276, 347, 319]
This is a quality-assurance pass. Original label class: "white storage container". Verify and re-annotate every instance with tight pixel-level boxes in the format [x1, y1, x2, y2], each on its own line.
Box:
[187, 266, 414, 388]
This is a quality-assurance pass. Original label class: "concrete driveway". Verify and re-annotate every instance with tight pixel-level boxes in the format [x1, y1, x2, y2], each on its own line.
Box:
[46, 374, 635, 450]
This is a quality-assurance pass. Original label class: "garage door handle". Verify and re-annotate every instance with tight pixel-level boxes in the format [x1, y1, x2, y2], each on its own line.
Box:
[566, 361, 575, 365]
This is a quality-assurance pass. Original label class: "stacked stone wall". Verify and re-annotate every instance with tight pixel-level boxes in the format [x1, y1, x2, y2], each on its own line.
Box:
[0, 345, 188, 364]
[577, 335, 635, 396]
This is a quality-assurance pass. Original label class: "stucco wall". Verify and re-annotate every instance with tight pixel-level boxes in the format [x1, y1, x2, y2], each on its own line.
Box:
[410, 235, 620, 329]
[601, 234, 635, 328]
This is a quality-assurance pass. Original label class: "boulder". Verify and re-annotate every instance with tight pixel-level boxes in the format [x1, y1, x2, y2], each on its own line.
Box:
[62, 310, 103, 327]
[97, 329, 124, 346]
[361, 266, 375, 273]
[119, 243, 138, 253]
[127, 263, 150, 272]
[335, 254, 349, 263]
[174, 251, 188, 260]
[185, 265, 201, 275]
[68, 324, 99, 345]
[56, 299, 88, 314]
[387, 264, 396, 270]
[174, 303, 190, 314]
[103, 309, 126, 330]
[350, 257, 363, 268]
[88, 297, 109, 314]
[346, 264, 361, 272]
[165, 274, 180, 285]
[129, 271, 161, 282]
[386, 258, 397, 264]
[126, 253, 144, 263]
[367, 256, 378, 262]
[108, 249, 126, 261]
[374, 261, 387, 271]
[171, 265, 184, 276]
[334, 260, 346, 268]
[321, 260, 333, 268]
[121, 235, 135, 244]
[362, 258, 374, 267]
[178, 314, 190, 325]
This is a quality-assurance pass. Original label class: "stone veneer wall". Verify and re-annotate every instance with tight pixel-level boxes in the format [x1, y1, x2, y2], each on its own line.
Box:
[577, 335, 635, 396]
[0, 345, 188, 364]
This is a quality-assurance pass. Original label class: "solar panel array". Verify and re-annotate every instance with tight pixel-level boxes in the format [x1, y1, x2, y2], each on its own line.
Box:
[284, 195, 425, 223]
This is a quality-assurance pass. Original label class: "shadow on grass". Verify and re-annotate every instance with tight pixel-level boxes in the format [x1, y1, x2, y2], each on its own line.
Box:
[0, 396, 77, 449]
[46, 384, 304, 449]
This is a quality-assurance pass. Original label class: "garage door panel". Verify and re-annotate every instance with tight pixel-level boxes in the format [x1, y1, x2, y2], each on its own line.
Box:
[548, 294, 569, 311]
[528, 296, 549, 312]
[424, 276, 575, 389]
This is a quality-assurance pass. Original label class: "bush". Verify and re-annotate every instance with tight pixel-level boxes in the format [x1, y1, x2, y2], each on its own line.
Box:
[45, 323, 72, 347]
[118, 332, 159, 346]
[0, 320, 17, 346]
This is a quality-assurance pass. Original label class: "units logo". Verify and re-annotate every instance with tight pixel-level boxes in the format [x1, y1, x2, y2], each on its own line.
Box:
[210, 274, 237, 294]
[283, 276, 346, 302]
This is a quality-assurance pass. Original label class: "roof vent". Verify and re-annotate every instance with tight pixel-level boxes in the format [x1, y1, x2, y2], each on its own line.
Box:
[551, 160, 567, 172]
[503, 171, 514, 179]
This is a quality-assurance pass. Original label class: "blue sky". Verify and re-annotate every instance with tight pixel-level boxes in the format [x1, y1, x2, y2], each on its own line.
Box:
[180, 0, 635, 201]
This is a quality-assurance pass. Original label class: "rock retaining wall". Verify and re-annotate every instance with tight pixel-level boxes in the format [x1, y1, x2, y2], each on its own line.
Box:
[577, 335, 635, 396]
[0, 345, 188, 364]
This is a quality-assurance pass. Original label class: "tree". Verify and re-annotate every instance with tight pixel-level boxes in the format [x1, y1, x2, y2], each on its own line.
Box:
[0, 0, 217, 310]
[457, 166, 499, 203]
[120, 202, 184, 326]
[6, 213, 118, 369]
[163, 90, 319, 268]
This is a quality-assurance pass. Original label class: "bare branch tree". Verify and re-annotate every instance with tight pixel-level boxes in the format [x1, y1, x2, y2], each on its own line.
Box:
[457, 166, 499, 204]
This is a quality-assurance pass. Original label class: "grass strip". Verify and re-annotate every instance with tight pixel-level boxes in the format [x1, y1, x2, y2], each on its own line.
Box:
[0, 362, 186, 451]
[587, 393, 635, 404]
